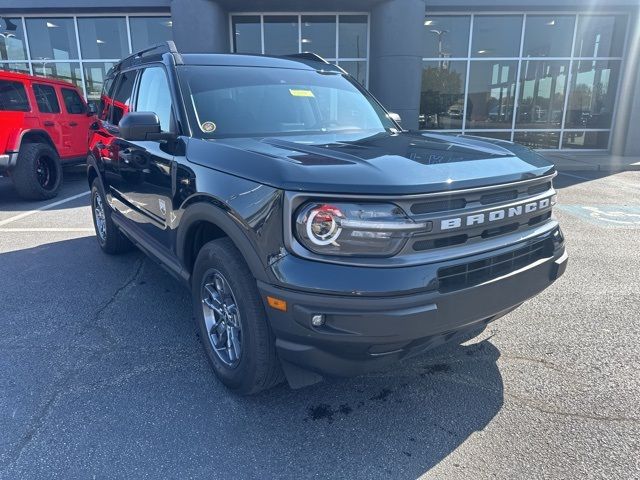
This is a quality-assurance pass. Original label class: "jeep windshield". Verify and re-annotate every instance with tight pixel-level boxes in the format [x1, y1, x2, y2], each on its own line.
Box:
[178, 65, 397, 138]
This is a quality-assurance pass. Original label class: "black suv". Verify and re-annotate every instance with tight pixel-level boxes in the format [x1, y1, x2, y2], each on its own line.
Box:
[88, 42, 567, 394]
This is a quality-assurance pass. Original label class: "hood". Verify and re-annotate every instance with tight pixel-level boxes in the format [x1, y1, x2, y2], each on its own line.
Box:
[185, 131, 555, 195]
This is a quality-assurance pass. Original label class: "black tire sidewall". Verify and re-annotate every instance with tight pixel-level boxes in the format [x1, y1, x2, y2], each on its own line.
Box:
[192, 239, 274, 393]
[13, 143, 62, 200]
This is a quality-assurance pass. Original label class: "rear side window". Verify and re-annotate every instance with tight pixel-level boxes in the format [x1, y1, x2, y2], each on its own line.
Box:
[98, 76, 115, 121]
[0, 80, 30, 112]
[61, 88, 86, 114]
[111, 71, 136, 125]
[32, 84, 61, 114]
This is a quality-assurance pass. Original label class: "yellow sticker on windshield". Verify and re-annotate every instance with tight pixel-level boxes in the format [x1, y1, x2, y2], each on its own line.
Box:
[289, 89, 315, 98]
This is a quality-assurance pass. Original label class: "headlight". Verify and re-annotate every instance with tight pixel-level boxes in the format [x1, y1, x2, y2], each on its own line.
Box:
[294, 202, 430, 257]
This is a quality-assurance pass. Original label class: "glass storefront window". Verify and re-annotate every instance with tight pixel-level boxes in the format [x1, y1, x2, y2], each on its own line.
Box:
[562, 130, 610, 149]
[523, 15, 575, 58]
[129, 17, 172, 53]
[0, 17, 27, 61]
[0, 63, 29, 74]
[339, 61, 367, 86]
[566, 60, 620, 129]
[232, 16, 261, 54]
[419, 60, 467, 130]
[78, 17, 128, 59]
[472, 16, 523, 58]
[26, 18, 78, 60]
[516, 60, 569, 129]
[83, 62, 115, 103]
[339, 15, 368, 58]
[514, 131, 560, 149]
[301, 16, 336, 59]
[263, 16, 298, 55]
[466, 60, 517, 129]
[574, 15, 626, 58]
[467, 131, 512, 141]
[423, 16, 470, 59]
[31, 62, 83, 90]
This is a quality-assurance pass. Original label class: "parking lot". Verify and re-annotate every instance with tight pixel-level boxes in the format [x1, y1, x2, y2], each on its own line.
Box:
[0, 168, 638, 479]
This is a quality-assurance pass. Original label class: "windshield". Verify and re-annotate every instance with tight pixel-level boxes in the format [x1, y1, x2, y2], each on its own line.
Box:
[178, 65, 396, 138]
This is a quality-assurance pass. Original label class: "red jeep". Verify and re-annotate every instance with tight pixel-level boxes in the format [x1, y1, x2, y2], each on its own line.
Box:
[0, 71, 95, 200]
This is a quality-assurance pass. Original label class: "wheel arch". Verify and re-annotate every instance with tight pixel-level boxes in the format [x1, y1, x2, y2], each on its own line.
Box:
[177, 199, 270, 284]
[16, 129, 59, 157]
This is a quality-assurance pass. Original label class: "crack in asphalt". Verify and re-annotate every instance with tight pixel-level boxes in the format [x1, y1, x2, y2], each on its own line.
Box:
[1, 258, 148, 470]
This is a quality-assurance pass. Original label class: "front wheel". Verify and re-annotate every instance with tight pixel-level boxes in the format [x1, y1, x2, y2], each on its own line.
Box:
[192, 238, 283, 394]
[90, 179, 133, 254]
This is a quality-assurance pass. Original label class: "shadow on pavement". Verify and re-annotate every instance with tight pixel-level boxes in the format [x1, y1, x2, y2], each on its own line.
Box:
[0, 236, 504, 479]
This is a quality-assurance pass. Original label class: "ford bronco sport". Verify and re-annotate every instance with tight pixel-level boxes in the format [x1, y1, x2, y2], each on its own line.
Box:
[88, 42, 568, 394]
[0, 71, 94, 200]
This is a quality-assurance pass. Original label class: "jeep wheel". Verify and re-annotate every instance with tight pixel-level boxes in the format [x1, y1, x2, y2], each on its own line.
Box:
[90, 179, 133, 254]
[12, 143, 62, 200]
[192, 238, 282, 394]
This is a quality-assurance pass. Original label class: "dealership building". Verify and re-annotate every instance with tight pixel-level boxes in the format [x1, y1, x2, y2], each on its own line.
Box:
[1, 0, 638, 156]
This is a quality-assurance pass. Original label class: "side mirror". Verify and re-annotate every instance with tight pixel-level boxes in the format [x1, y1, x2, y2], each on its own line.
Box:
[388, 112, 402, 125]
[119, 112, 161, 141]
[86, 103, 97, 117]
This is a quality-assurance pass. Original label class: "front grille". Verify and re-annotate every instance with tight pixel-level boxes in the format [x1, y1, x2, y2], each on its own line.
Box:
[437, 238, 552, 293]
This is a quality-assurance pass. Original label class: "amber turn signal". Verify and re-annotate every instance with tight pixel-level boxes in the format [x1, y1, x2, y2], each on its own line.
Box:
[266, 296, 287, 312]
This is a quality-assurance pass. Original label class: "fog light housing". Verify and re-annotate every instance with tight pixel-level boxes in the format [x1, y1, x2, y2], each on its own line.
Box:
[311, 314, 325, 327]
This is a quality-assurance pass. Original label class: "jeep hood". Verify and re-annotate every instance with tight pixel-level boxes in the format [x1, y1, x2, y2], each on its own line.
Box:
[186, 131, 556, 195]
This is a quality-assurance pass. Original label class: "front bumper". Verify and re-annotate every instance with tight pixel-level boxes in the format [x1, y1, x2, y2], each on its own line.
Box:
[259, 227, 567, 379]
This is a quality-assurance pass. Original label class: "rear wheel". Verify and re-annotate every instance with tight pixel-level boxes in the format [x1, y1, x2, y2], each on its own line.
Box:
[192, 238, 283, 394]
[90, 179, 133, 254]
[12, 142, 62, 200]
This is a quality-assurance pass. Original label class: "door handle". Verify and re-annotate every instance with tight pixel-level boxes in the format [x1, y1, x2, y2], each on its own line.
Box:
[69, 121, 78, 127]
[43, 121, 54, 127]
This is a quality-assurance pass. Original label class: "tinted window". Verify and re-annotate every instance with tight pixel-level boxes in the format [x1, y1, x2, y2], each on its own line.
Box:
[339, 15, 368, 58]
[32, 84, 60, 113]
[25, 18, 78, 60]
[136, 67, 173, 132]
[232, 16, 261, 54]
[419, 60, 467, 129]
[0, 17, 28, 61]
[301, 15, 336, 58]
[98, 75, 115, 121]
[263, 16, 298, 55]
[111, 70, 136, 125]
[129, 17, 173, 52]
[423, 16, 470, 59]
[61, 88, 85, 114]
[574, 15, 626, 58]
[77, 17, 128, 59]
[0, 80, 30, 111]
[523, 16, 575, 58]
[472, 16, 523, 57]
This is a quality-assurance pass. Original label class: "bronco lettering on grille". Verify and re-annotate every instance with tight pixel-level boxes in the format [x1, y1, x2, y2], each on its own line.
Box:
[440, 197, 551, 230]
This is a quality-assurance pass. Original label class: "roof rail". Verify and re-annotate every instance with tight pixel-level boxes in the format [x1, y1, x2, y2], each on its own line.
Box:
[117, 41, 183, 70]
[282, 52, 330, 64]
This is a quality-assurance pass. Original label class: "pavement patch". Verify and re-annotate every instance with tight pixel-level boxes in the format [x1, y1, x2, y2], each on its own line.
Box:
[557, 204, 640, 227]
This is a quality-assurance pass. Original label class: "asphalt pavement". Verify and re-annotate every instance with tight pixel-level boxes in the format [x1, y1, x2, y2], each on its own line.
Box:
[0, 168, 638, 479]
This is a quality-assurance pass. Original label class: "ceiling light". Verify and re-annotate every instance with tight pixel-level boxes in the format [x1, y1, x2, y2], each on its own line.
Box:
[163, 20, 173, 27]
[46, 22, 58, 28]
[477, 49, 488, 54]
[424, 20, 433, 26]
[96, 39, 105, 44]
[301, 38, 311, 43]
[546, 20, 556, 26]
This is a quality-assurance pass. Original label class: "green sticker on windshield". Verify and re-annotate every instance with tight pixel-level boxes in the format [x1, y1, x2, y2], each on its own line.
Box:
[289, 89, 314, 98]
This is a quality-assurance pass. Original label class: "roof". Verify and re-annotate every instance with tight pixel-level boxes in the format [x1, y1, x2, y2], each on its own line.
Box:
[178, 53, 344, 73]
[0, 70, 82, 89]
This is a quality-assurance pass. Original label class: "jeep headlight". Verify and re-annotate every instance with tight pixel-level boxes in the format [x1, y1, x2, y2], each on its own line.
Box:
[294, 202, 430, 257]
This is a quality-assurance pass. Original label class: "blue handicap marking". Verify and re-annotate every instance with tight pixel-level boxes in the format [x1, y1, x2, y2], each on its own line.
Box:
[558, 204, 640, 227]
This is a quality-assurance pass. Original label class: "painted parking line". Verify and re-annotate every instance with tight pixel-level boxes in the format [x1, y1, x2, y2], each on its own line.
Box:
[0, 227, 94, 232]
[0, 191, 90, 227]
[558, 172, 599, 181]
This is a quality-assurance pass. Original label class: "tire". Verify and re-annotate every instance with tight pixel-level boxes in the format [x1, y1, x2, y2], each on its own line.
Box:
[90, 178, 133, 254]
[12, 142, 62, 200]
[192, 238, 283, 395]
